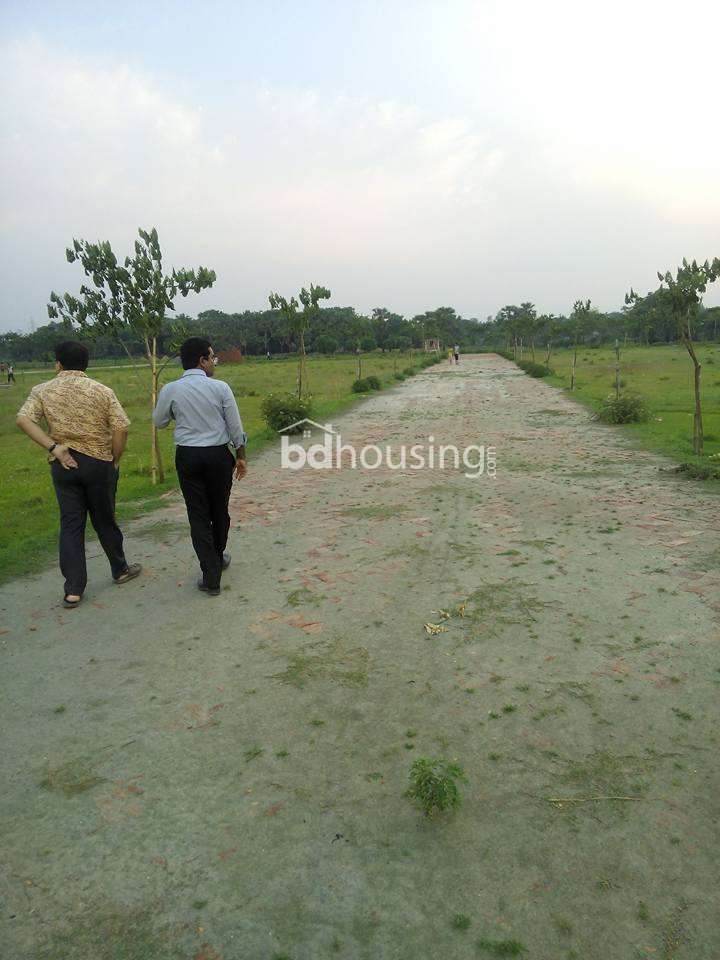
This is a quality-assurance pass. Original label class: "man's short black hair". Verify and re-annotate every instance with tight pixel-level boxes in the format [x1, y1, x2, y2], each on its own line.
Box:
[180, 337, 212, 370]
[55, 341, 89, 371]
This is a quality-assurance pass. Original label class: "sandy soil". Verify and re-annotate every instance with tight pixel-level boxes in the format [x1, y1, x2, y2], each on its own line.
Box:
[1, 354, 719, 960]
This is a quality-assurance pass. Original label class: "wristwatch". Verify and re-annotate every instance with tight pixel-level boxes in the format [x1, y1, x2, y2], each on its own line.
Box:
[48, 442, 57, 454]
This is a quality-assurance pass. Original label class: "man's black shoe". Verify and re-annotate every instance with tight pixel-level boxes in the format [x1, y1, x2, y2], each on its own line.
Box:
[197, 578, 221, 597]
[222, 552, 231, 570]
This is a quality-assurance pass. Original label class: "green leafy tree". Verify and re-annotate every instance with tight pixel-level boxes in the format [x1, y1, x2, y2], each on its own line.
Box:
[48, 227, 216, 483]
[268, 284, 331, 398]
[538, 313, 558, 365]
[627, 258, 720, 455]
[569, 299, 592, 389]
[314, 334, 338, 355]
[517, 302, 536, 360]
[495, 305, 523, 357]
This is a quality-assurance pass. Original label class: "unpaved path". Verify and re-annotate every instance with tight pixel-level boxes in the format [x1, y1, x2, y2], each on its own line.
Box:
[1, 355, 719, 960]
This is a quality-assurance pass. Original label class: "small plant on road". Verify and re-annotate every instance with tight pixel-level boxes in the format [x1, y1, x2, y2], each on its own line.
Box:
[405, 758, 466, 818]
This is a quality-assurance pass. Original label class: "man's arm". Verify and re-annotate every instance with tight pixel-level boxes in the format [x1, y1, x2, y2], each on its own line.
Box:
[152, 384, 174, 429]
[221, 384, 248, 479]
[105, 389, 131, 468]
[111, 428, 128, 468]
[16, 415, 78, 470]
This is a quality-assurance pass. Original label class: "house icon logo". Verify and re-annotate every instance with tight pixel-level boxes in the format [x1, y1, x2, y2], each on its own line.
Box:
[278, 418, 339, 439]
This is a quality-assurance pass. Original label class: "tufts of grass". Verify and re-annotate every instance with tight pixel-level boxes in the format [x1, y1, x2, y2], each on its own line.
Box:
[452, 914, 471, 931]
[272, 638, 369, 689]
[286, 586, 322, 607]
[476, 937, 526, 956]
[40, 757, 106, 797]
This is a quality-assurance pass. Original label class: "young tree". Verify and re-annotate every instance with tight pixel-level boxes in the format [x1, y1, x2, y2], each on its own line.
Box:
[538, 313, 557, 365]
[569, 299, 592, 389]
[518, 302, 537, 361]
[47, 228, 216, 483]
[269, 284, 331, 398]
[495, 305, 522, 357]
[627, 258, 720, 455]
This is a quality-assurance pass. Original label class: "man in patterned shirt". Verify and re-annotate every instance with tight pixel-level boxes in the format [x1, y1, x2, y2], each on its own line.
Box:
[16, 341, 141, 607]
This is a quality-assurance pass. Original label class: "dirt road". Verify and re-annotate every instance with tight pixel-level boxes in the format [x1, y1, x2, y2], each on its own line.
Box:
[1, 354, 718, 959]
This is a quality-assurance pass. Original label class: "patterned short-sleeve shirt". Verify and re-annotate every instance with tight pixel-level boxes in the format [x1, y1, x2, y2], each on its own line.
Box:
[18, 371, 130, 462]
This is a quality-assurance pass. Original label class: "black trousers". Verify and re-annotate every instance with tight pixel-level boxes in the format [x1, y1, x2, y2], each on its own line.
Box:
[51, 451, 127, 596]
[176, 445, 235, 589]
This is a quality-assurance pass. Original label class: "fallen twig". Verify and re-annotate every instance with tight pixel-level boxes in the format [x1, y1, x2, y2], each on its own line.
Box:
[544, 795, 644, 804]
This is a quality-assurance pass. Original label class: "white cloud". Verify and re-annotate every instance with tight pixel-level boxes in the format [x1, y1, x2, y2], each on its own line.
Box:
[0, 17, 718, 330]
[0, 40, 505, 324]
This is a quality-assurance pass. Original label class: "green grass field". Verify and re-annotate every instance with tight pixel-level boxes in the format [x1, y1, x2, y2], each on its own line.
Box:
[0, 352, 418, 583]
[540, 342, 720, 462]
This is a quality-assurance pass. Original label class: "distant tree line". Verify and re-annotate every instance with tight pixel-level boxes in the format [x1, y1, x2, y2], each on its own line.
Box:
[3, 293, 719, 364]
[483, 294, 720, 357]
[0, 305, 487, 362]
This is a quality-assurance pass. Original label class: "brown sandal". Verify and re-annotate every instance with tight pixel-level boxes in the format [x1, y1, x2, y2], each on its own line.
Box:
[113, 563, 142, 584]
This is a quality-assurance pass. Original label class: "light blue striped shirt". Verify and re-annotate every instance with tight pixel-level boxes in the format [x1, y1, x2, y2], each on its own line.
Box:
[153, 369, 247, 450]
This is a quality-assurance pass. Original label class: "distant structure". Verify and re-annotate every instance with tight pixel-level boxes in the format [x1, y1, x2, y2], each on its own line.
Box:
[423, 338, 441, 353]
[217, 346, 244, 364]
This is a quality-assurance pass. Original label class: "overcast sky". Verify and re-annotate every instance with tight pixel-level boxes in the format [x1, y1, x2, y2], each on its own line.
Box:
[1, 0, 718, 333]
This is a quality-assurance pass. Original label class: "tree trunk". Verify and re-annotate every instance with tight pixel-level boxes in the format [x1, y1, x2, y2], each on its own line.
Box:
[149, 337, 165, 484]
[683, 327, 703, 456]
[545, 343, 551, 366]
[570, 341, 578, 390]
[530, 338, 535, 362]
[297, 330, 308, 398]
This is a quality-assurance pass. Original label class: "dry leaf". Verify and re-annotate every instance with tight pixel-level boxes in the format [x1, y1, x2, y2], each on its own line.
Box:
[424, 622, 448, 636]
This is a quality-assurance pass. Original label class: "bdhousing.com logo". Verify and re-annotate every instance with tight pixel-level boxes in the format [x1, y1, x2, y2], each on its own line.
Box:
[280, 420, 496, 479]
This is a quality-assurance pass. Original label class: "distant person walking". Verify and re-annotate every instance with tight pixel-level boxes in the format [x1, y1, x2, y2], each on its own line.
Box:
[16, 341, 141, 608]
[153, 337, 247, 597]
[453, 344, 460, 364]
[7, 363, 16, 384]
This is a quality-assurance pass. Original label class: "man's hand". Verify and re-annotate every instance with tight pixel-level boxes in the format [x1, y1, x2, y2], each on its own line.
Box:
[54, 444, 78, 470]
[234, 457, 247, 481]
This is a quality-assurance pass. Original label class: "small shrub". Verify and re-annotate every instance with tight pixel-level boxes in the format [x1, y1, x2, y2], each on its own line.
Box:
[261, 393, 312, 433]
[394, 372, 406, 381]
[596, 393, 649, 424]
[365, 375, 381, 390]
[517, 359, 551, 378]
[405, 757, 466, 818]
[403, 366, 417, 376]
[352, 378, 371, 393]
[673, 461, 720, 480]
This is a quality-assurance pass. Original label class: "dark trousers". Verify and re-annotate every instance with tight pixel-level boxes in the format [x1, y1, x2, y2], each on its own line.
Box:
[176, 445, 235, 589]
[51, 451, 127, 596]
